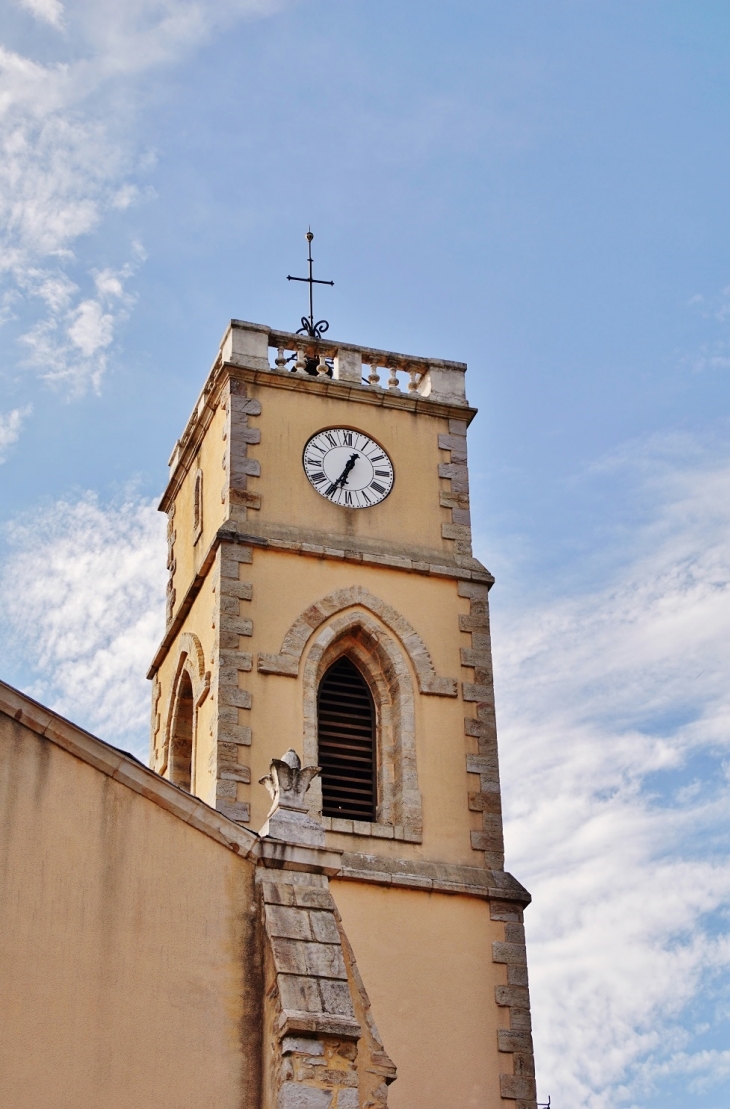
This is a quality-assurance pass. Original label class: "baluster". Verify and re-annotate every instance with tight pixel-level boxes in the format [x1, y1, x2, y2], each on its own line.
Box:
[368, 363, 381, 387]
[275, 346, 286, 371]
[317, 355, 328, 376]
[408, 368, 420, 392]
[387, 366, 399, 391]
[295, 348, 306, 373]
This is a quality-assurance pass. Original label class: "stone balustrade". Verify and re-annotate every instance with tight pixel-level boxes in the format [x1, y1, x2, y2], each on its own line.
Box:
[219, 319, 468, 406]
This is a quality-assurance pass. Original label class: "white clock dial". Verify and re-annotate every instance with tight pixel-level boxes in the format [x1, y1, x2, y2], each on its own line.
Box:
[303, 428, 395, 508]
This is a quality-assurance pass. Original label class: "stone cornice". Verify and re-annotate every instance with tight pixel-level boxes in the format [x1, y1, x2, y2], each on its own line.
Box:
[258, 838, 344, 877]
[147, 524, 494, 678]
[159, 360, 478, 515]
[336, 850, 532, 905]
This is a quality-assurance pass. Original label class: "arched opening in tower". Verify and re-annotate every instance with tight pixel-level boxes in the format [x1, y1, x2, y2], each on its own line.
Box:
[317, 656, 376, 821]
[170, 670, 194, 792]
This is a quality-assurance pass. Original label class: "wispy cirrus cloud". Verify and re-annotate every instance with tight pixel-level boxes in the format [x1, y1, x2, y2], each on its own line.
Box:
[17, 0, 64, 28]
[489, 434, 730, 1107]
[0, 0, 287, 402]
[17, 248, 145, 393]
[685, 284, 730, 373]
[0, 492, 166, 750]
[0, 403, 32, 461]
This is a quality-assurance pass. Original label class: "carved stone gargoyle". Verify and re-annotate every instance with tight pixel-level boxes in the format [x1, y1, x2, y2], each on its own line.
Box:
[258, 748, 325, 847]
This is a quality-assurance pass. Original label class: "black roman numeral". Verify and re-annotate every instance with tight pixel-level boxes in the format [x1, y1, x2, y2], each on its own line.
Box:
[371, 482, 385, 494]
[325, 432, 337, 448]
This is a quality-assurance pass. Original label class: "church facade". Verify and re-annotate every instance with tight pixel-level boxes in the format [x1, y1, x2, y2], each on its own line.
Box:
[0, 319, 538, 1109]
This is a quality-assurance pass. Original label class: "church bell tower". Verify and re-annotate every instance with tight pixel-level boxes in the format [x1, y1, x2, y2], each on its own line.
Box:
[148, 306, 538, 1108]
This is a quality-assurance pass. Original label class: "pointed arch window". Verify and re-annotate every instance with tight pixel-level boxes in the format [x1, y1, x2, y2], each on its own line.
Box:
[169, 670, 193, 791]
[317, 657, 376, 821]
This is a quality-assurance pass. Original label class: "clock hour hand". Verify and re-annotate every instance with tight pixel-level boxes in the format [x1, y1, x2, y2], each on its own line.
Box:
[325, 453, 359, 497]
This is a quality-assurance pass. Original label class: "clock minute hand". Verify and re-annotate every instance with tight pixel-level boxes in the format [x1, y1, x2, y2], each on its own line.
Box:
[326, 453, 359, 497]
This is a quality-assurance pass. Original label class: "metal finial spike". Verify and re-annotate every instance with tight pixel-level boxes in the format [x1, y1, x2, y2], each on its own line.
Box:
[287, 229, 334, 341]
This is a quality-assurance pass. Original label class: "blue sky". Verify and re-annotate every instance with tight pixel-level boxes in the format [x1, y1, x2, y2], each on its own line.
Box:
[2, 2, 730, 1106]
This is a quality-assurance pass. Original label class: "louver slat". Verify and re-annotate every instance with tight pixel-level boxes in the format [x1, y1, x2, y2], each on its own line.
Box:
[318, 657, 376, 820]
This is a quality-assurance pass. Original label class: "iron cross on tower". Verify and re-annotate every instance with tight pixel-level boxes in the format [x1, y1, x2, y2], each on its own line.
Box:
[287, 230, 334, 339]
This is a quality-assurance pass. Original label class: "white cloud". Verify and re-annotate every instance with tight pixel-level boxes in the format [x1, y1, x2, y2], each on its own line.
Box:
[0, 402, 31, 461]
[66, 299, 114, 357]
[0, 492, 166, 753]
[0, 0, 286, 397]
[17, 0, 65, 29]
[18, 251, 142, 392]
[489, 437, 730, 1106]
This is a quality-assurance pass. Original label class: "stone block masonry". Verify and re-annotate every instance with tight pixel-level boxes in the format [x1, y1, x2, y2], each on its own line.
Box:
[259, 867, 396, 1109]
[210, 541, 255, 823]
[165, 501, 177, 628]
[491, 904, 538, 1109]
[458, 579, 505, 871]
[456, 573, 539, 1107]
[438, 418, 477, 566]
[222, 376, 262, 524]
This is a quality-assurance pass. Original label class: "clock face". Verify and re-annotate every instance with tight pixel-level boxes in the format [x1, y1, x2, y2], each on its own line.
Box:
[303, 428, 395, 508]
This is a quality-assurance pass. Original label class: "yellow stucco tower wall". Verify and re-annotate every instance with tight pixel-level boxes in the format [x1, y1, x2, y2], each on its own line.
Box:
[148, 321, 537, 1109]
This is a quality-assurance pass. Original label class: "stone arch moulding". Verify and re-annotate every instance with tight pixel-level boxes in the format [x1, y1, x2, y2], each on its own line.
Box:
[160, 632, 211, 783]
[257, 586, 457, 697]
[302, 609, 423, 839]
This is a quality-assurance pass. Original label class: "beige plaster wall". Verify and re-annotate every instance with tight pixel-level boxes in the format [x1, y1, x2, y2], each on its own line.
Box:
[244, 551, 481, 862]
[153, 549, 482, 861]
[169, 400, 228, 601]
[332, 881, 509, 1109]
[244, 381, 454, 557]
[0, 715, 261, 1109]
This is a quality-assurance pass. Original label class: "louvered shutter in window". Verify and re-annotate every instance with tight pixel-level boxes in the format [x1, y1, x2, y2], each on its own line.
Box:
[317, 657, 376, 821]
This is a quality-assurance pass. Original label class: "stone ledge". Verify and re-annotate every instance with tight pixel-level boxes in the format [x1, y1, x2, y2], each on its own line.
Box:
[322, 816, 422, 844]
[277, 1010, 361, 1042]
[259, 838, 344, 877]
[335, 852, 531, 904]
[237, 529, 491, 584]
[149, 527, 493, 677]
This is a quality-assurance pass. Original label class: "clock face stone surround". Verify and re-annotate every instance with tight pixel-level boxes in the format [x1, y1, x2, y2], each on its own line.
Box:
[302, 427, 395, 508]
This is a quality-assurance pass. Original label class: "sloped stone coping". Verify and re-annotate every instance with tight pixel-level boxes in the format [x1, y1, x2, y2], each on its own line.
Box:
[0, 679, 258, 859]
